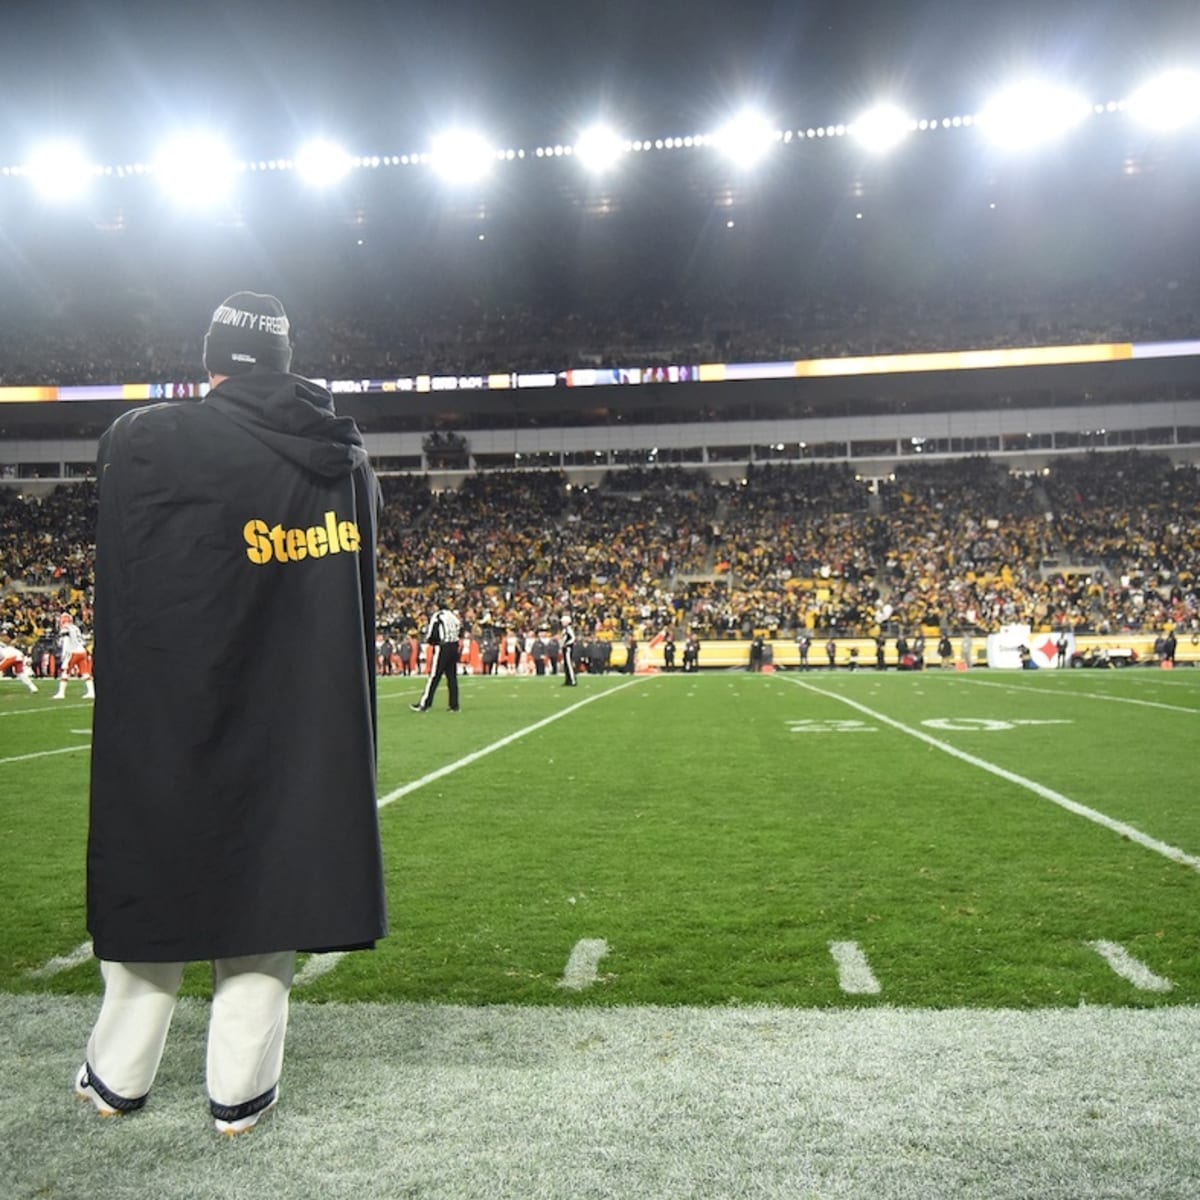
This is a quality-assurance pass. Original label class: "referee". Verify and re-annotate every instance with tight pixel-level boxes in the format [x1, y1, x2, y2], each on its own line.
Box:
[561, 616, 577, 687]
[411, 601, 462, 712]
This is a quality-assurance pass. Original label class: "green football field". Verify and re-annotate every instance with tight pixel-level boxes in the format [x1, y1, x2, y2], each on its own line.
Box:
[3, 665, 1199, 1010]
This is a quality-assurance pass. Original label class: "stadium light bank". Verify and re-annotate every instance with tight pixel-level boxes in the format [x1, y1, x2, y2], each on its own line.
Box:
[3, 69, 1198, 202]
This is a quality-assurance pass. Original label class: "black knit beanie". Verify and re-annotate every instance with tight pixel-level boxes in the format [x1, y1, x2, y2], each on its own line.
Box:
[202, 291, 293, 377]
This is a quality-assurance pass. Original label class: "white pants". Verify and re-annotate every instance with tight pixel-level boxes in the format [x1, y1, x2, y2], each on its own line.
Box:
[85, 951, 296, 1109]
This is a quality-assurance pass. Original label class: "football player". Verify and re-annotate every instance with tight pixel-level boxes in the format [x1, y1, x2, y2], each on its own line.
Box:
[0, 639, 39, 693]
[54, 613, 95, 700]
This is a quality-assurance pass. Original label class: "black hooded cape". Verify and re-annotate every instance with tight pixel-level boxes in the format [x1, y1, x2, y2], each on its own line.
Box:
[87, 372, 387, 962]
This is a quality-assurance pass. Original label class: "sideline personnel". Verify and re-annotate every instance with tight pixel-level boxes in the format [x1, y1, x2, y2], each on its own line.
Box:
[412, 601, 462, 711]
[79, 292, 387, 1135]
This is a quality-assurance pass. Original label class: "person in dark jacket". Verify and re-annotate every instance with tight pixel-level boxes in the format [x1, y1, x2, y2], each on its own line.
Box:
[682, 633, 700, 672]
[748, 634, 764, 672]
[78, 292, 387, 1135]
[796, 633, 810, 671]
[938, 633, 954, 668]
[1161, 628, 1177, 665]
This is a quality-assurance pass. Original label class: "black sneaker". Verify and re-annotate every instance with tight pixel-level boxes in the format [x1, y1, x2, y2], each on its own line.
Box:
[409, 703, 425, 712]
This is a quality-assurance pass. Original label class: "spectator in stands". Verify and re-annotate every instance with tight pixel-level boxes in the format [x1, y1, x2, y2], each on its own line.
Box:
[3, 456, 1199, 673]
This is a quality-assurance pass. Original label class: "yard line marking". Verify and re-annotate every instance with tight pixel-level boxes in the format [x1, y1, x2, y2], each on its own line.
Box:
[27, 939, 94, 978]
[1087, 941, 1173, 993]
[376, 678, 644, 809]
[829, 941, 881, 995]
[956, 676, 1199, 715]
[0, 702, 92, 717]
[293, 952, 346, 988]
[781, 677, 1200, 872]
[559, 938, 609, 990]
[0, 744, 90, 766]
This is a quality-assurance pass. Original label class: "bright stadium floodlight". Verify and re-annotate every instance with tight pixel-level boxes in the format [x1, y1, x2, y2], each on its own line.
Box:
[1126, 70, 1200, 130]
[154, 133, 238, 205]
[295, 138, 353, 186]
[711, 109, 778, 168]
[429, 130, 495, 184]
[977, 81, 1091, 149]
[574, 124, 627, 173]
[850, 104, 914, 152]
[25, 141, 97, 201]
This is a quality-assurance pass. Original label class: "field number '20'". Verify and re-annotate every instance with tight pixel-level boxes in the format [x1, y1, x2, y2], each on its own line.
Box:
[786, 717, 1073, 734]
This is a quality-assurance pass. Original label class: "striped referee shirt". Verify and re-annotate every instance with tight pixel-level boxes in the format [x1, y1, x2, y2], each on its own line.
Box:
[423, 608, 462, 645]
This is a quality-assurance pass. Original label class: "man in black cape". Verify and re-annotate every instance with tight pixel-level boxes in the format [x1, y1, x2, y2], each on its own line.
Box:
[77, 292, 387, 1135]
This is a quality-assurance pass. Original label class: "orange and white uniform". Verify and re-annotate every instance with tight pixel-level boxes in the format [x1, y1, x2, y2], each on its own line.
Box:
[0, 641, 38, 693]
[55, 617, 95, 699]
[502, 633, 520, 674]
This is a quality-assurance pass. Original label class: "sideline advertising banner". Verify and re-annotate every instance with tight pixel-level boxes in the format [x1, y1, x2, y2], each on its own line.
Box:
[986, 624, 1031, 670]
[985, 626, 1076, 669]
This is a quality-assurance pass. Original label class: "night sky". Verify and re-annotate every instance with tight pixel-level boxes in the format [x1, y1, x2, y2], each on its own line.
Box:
[2, 0, 1197, 161]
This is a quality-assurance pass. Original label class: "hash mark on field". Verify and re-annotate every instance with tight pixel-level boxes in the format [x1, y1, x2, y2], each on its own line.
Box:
[559, 939, 609, 990]
[829, 941, 881, 995]
[1087, 940, 1173, 993]
[293, 952, 346, 988]
[782, 677, 1200, 873]
[376, 678, 643, 809]
[1, 744, 90, 766]
[27, 940, 93, 978]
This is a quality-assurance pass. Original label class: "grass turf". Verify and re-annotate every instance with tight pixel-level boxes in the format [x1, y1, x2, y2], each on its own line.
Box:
[2, 667, 1198, 1009]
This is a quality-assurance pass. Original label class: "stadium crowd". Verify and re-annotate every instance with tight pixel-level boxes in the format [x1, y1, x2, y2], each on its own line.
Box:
[1, 272, 1197, 388]
[3, 452, 1197, 664]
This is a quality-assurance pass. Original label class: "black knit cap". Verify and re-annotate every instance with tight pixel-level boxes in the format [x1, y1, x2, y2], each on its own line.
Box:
[202, 291, 293, 377]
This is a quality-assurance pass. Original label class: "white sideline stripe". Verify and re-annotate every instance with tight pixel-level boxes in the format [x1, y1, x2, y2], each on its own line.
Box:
[27, 939, 94, 978]
[293, 952, 346, 988]
[376, 679, 644, 809]
[1087, 940, 1173, 993]
[958, 676, 1199, 715]
[0, 744, 90, 766]
[782, 677, 1200, 873]
[559, 938, 609, 990]
[829, 941, 881, 995]
[0, 702, 92, 717]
